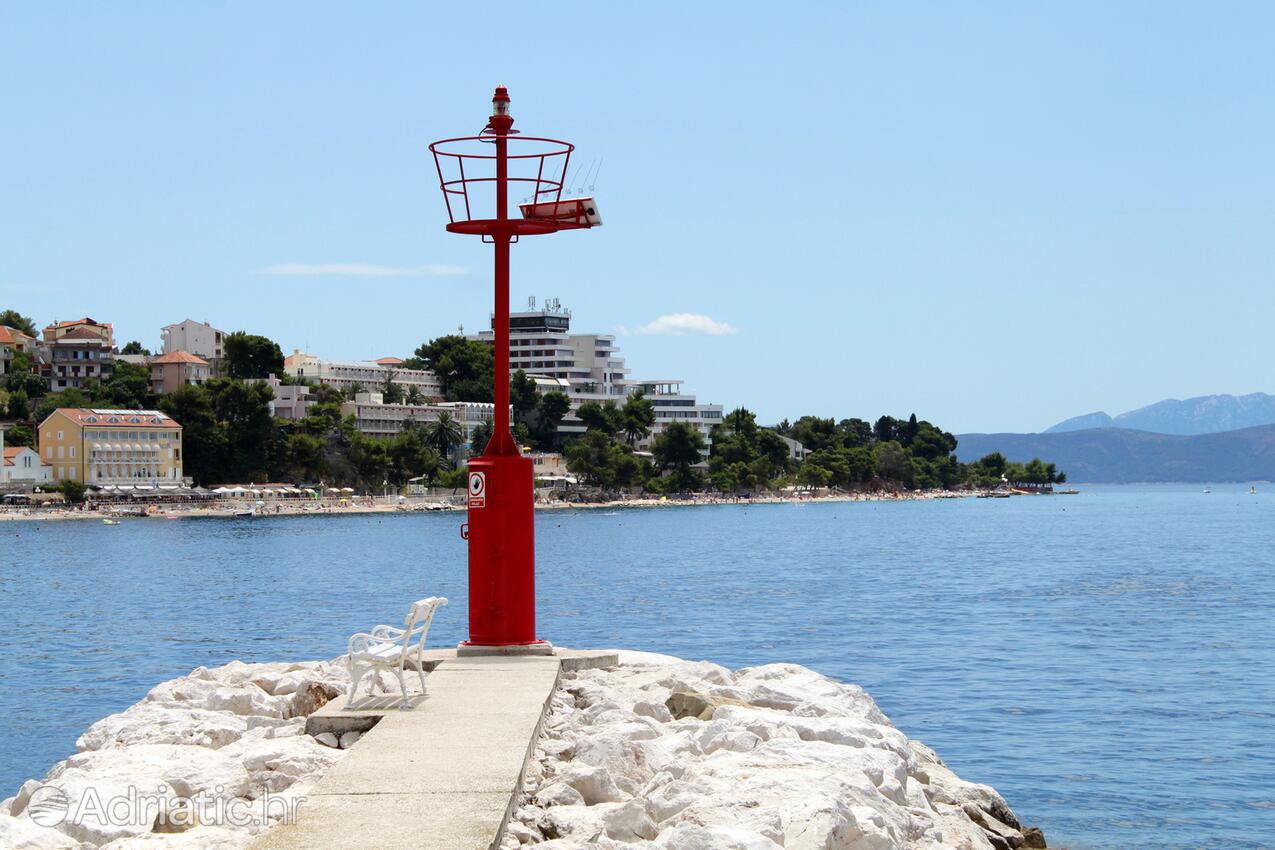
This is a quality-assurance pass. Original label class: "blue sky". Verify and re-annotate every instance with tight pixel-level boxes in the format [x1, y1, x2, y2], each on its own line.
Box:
[2, 3, 1272, 433]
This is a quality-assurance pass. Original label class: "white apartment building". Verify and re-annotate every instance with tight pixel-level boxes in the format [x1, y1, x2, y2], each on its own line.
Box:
[1, 429, 52, 485]
[471, 298, 722, 450]
[285, 351, 443, 399]
[161, 320, 227, 376]
[339, 392, 498, 448]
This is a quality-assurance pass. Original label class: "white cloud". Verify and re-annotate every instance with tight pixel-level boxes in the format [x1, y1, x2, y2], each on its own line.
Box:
[258, 263, 467, 278]
[620, 312, 739, 337]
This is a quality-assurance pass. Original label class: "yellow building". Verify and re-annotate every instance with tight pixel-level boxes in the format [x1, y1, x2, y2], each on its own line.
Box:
[38, 408, 184, 485]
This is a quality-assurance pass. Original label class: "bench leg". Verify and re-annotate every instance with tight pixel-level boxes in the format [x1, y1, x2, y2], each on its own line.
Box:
[346, 664, 368, 709]
[396, 667, 409, 710]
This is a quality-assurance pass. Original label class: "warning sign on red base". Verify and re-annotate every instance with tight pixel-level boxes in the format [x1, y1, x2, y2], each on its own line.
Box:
[468, 471, 486, 508]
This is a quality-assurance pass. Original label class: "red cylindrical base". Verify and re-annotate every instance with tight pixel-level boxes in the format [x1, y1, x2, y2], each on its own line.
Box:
[464, 452, 537, 645]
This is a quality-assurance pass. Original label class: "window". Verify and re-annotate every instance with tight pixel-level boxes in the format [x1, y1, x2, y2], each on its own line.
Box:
[69, 446, 76, 459]
[57, 430, 64, 440]
[57, 446, 64, 459]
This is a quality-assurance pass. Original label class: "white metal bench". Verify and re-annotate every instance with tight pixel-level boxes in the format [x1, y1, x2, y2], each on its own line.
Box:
[346, 596, 448, 709]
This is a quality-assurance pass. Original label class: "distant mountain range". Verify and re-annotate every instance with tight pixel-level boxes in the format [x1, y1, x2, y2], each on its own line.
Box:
[1047, 393, 1275, 436]
[955, 424, 1275, 483]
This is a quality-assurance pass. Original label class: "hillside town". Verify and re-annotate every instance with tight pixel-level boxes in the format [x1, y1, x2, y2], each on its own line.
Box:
[0, 301, 1061, 513]
[0, 300, 735, 505]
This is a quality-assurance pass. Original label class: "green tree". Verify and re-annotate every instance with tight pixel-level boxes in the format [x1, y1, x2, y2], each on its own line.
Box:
[4, 351, 47, 399]
[510, 369, 538, 420]
[873, 416, 901, 444]
[224, 332, 284, 379]
[577, 400, 624, 436]
[790, 416, 839, 452]
[837, 418, 872, 448]
[0, 309, 37, 337]
[425, 412, 465, 465]
[405, 385, 425, 405]
[565, 430, 643, 489]
[412, 335, 494, 402]
[380, 372, 404, 404]
[58, 479, 88, 504]
[90, 362, 156, 409]
[387, 423, 441, 485]
[34, 388, 90, 423]
[872, 440, 912, 486]
[621, 390, 656, 447]
[652, 421, 706, 492]
[120, 340, 150, 356]
[6, 389, 30, 420]
[534, 391, 571, 449]
[469, 417, 493, 455]
[3, 423, 34, 447]
[157, 378, 276, 484]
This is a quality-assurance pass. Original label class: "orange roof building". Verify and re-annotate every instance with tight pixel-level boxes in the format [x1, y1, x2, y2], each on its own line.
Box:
[150, 351, 210, 395]
[37, 408, 185, 485]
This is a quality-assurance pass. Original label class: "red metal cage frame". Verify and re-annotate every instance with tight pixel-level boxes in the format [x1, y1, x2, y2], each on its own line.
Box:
[429, 134, 588, 236]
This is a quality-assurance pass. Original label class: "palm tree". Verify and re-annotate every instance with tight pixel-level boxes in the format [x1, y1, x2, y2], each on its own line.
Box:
[426, 412, 465, 465]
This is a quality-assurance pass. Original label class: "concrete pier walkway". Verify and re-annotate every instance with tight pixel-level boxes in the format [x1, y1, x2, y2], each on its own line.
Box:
[252, 649, 616, 850]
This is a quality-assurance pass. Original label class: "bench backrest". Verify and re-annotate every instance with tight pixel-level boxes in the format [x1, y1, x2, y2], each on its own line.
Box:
[398, 596, 448, 661]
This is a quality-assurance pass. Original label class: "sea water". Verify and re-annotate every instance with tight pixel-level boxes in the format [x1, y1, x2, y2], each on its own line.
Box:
[1, 484, 1271, 849]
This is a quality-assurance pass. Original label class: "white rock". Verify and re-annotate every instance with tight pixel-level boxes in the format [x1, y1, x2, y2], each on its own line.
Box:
[538, 802, 617, 840]
[505, 818, 541, 843]
[223, 735, 343, 792]
[0, 813, 83, 849]
[510, 658, 1028, 850]
[556, 764, 628, 805]
[654, 823, 784, 850]
[77, 703, 248, 751]
[10, 779, 43, 817]
[534, 782, 585, 808]
[634, 699, 673, 723]
[145, 677, 290, 718]
[312, 732, 339, 748]
[98, 824, 251, 848]
[338, 731, 362, 749]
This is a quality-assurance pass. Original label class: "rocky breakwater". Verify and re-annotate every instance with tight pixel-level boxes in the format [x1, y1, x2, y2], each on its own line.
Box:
[505, 653, 1048, 850]
[0, 659, 357, 850]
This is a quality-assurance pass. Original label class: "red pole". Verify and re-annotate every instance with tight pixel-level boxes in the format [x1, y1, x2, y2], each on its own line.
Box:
[488, 86, 515, 456]
[462, 86, 543, 650]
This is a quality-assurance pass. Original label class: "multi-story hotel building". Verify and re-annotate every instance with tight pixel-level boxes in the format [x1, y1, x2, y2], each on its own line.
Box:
[285, 351, 443, 399]
[161, 319, 227, 376]
[39, 318, 115, 391]
[339, 392, 497, 445]
[471, 299, 722, 450]
[37, 408, 184, 485]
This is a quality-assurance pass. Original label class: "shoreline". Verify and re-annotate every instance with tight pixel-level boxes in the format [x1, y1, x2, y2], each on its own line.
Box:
[0, 488, 991, 523]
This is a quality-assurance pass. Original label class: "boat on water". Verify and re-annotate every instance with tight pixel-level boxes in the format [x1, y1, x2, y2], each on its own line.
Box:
[1251, 486, 1258, 495]
[101, 518, 121, 525]
[977, 492, 1012, 499]
[233, 509, 255, 518]
[1203, 489, 1212, 494]
[1057, 489, 1080, 495]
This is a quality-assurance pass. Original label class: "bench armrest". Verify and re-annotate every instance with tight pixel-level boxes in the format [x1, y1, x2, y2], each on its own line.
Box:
[348, 631, 400, 656]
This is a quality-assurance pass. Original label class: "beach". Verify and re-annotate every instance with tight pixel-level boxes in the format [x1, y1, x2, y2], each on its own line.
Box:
[0, 488, 984, 523]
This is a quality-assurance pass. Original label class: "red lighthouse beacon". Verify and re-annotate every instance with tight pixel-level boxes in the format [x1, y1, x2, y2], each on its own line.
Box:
[430, 88, 601, 652]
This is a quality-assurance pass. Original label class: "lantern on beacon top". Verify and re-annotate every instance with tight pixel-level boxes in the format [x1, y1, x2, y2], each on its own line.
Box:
[429, 88, 601, 651]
